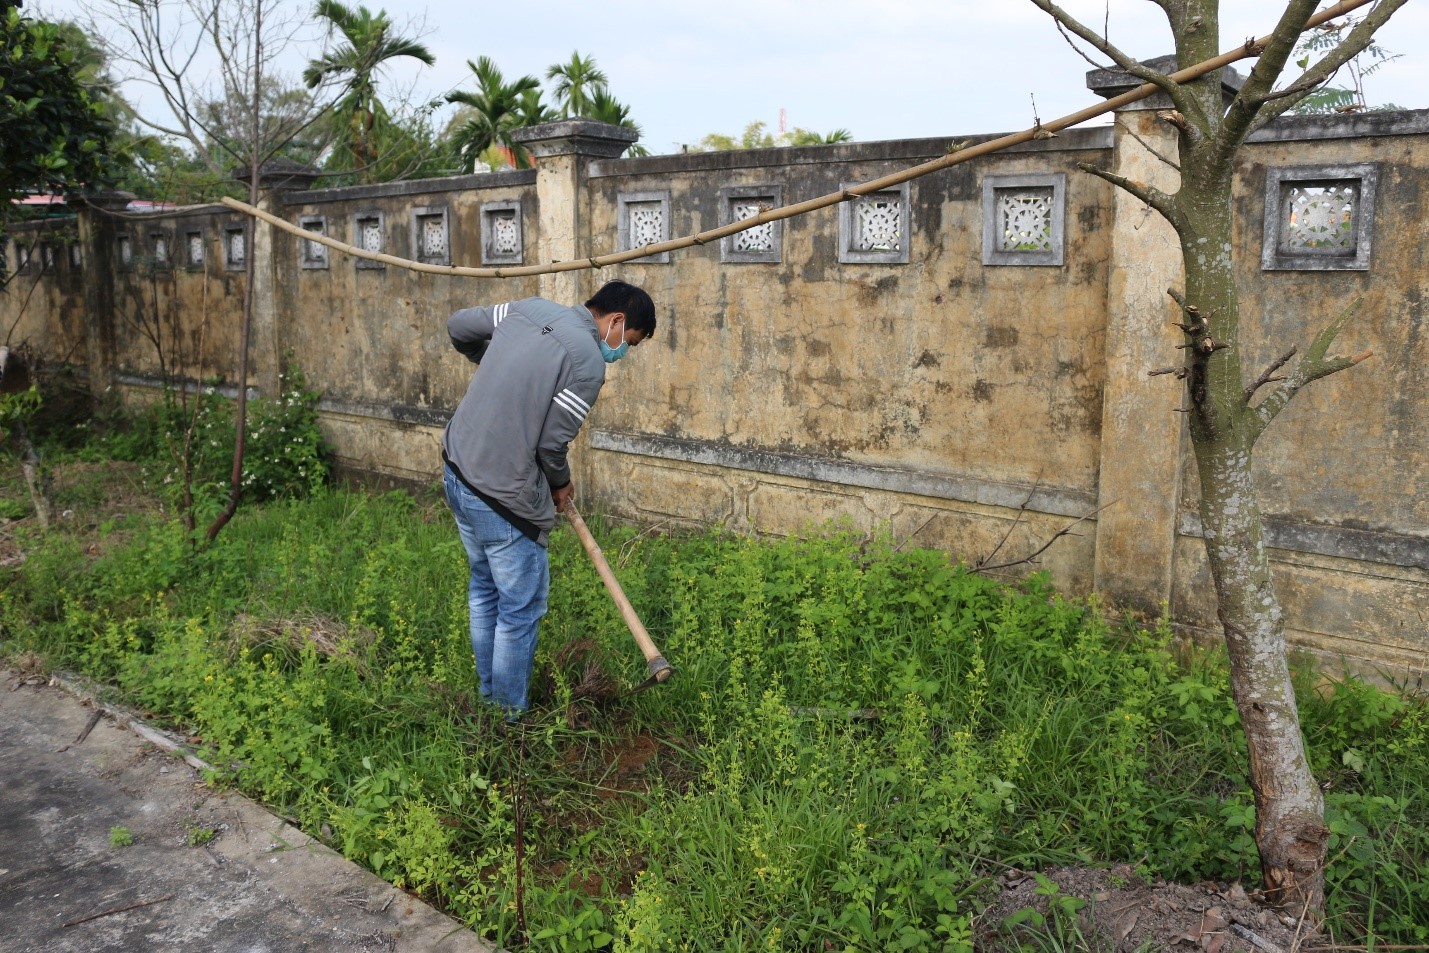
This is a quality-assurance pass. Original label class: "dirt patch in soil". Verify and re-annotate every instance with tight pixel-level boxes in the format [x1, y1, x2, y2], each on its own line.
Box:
[978, 865, 1321, 952]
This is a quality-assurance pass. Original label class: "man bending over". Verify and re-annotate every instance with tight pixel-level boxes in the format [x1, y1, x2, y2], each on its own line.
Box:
[442, 279, 656, 722]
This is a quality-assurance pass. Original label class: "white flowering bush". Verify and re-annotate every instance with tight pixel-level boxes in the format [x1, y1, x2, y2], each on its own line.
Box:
[242, 367, 331, 501]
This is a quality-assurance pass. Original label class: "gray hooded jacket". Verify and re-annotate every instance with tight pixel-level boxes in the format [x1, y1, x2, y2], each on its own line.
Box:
[442, 297, 606, 546]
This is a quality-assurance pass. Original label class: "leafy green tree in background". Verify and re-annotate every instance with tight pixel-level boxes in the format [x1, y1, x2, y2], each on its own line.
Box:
[0, 3, 115, 229]
[198, 76, 326, 175]
[303, 0, 435, 183]
[584, 86, 648, 157]
[698, 120, 854, 152]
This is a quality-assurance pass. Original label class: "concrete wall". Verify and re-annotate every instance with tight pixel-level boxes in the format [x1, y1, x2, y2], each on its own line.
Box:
[3, 106, 1425, 683]
[2, 220, 88, 371]
[577, 131, 1113, 593]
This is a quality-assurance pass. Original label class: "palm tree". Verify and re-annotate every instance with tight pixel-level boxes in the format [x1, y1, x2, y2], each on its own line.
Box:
[304, 0, 435, 182]
[545, 51, 608, 120]
[586, 86, 648, 157]
[445, 56, 541, 171]
[788, 127, 853, 146]
[514, 87, 556, 128]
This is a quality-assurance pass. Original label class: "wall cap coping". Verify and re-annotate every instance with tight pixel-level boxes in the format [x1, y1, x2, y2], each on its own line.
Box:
[1249, 106, 1429, 143]
[230, 158, 322, 191]
[78, 190, 137, 211]
[281, 169, 537, 206]
[510, 120, 638, 158]
[589, 128, 1114, 178]
[1086, 54, 1245, 109]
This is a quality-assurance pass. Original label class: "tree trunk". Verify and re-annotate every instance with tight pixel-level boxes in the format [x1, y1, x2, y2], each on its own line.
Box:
[17, 422, 52, 531]
[1180, 170, 1328, 916]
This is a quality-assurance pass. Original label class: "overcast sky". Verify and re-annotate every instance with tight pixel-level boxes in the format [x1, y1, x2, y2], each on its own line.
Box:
[37, 0, 1429, 156]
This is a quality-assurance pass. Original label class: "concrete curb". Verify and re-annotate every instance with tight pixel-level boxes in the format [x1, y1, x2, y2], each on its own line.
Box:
[0, 669, 503, 953]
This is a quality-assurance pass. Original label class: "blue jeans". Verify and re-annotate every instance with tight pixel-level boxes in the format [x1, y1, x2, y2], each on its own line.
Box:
[444, 466, 549, 718]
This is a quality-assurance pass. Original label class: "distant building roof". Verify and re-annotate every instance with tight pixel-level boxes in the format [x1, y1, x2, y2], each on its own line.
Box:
[125, 199, 177, 213]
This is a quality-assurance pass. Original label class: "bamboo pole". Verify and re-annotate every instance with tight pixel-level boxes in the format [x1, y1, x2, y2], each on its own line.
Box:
[222, 0, 1374, 280]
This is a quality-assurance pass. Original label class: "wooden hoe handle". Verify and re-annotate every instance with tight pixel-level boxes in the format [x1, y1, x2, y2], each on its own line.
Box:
[564, 503, 673, 685]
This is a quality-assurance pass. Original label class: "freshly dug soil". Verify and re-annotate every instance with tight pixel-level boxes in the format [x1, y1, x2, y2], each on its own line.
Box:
[978, 865, 1318, 952]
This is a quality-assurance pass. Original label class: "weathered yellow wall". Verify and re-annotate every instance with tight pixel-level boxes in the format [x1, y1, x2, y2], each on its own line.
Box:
[2, 223, 88, 369]
[103, 208, 249, 387]
[3, 111, 1425, 681]
[575, 134, 1113, 594]
[1166, 120, 1429, 680]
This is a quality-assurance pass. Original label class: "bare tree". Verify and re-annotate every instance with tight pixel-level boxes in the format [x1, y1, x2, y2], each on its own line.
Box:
[79, 0, 339, 541]
[1027, 0, 1408, 918]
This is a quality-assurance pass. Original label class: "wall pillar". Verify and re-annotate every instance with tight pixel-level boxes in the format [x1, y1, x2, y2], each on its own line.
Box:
[510, 121, 637, 305]
[1087, 59, 1243, 615]
[75, 190, 134, 402]
[245, 160, 319, 397]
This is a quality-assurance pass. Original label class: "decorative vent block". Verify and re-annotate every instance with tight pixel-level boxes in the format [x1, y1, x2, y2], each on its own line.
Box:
[617, 191, 671, 264]
[720, 186, 784, 263]
[838, 182, 910, 264]
[354, 212, 385, 269]
[225, 227, 245, 270]
[1263, 164, 1377, 271]
[480, 201, 523, 265]
[150, 232, 170, 269]
[412, 207, 449, 265]
[299, 217, 328, 269]
[981, 173, 1066, 267]
[186, 230, 205, 268]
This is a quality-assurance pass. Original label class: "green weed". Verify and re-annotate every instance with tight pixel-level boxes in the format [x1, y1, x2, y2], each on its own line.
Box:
[2, 443, 1426, 951]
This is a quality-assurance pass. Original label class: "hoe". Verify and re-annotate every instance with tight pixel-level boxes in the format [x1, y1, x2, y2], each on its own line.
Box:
[564, 503, 675, 694]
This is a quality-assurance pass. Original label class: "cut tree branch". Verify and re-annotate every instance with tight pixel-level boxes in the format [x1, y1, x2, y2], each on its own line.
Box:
[1251, 298, 1371, 437]
[1245, 346, 1297, 402]
[1076, 163, 1185, 231]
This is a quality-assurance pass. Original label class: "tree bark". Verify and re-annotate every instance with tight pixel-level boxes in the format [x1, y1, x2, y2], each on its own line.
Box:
[1177, 142, 1327, 917]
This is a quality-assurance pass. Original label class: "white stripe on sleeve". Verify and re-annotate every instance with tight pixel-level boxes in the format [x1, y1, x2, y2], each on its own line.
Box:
[557, 388, 591, 414]
[552, 392, 587, 421]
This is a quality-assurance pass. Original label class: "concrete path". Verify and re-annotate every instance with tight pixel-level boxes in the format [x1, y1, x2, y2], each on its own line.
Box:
[0, 671, 499, 953]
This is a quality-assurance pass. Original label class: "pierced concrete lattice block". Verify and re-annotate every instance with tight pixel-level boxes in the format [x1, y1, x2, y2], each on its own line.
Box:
[719, 185, 784, 263]
[225, 228, 245, 270]
[617, 191, 671, 263]
[187, 231, 205, 268]
[354, 212, 384, 269]
[838, 182, 910, 264]
[413, 207, 449, 265]
[1262, 164, 1377, 271]
[982, 173, 1066, 267]
[299, 217, 328, 269]
[480, 201, 523, 265]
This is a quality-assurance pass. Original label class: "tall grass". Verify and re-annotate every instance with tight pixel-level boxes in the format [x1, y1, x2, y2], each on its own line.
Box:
[1, 469, 1425, 951]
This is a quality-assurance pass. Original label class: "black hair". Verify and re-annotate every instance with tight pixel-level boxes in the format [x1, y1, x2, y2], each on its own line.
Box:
[585, 280, 656, 339]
